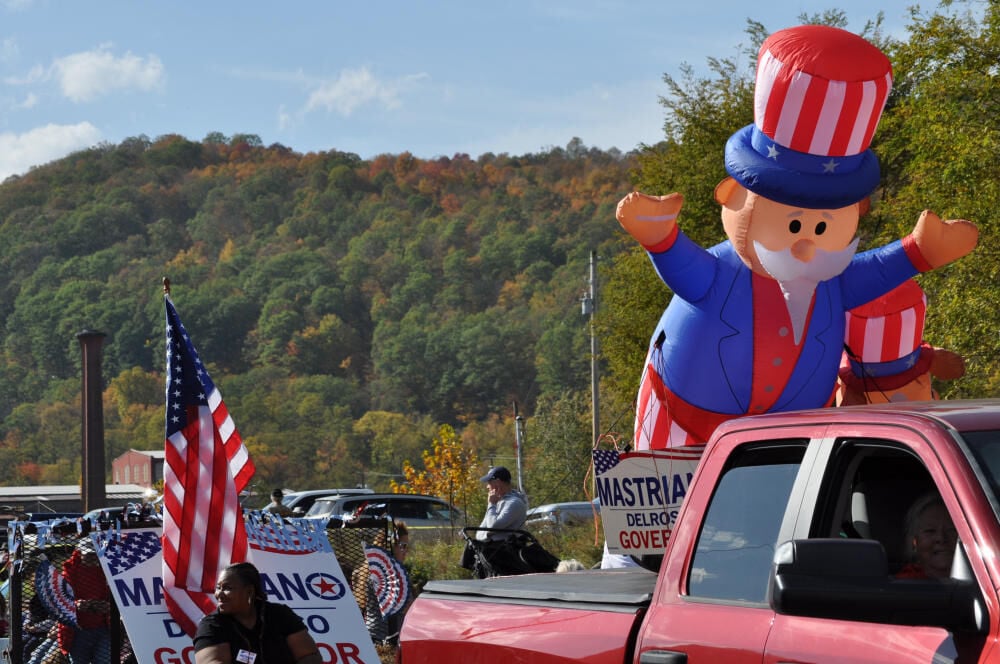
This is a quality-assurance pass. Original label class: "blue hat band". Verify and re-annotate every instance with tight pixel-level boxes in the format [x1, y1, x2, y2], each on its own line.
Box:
[724, 124, 881, 209]
[848, 347, 922, 378]
[750, 126, 867, 176]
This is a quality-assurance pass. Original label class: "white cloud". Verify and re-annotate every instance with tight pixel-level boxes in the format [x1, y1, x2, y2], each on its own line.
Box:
[1, 0, 35, 11]
[0, 122, 102, 181]
[52, 47, 164, 103]
[4, 63, 45, 86]
[277, 104, 293, 131]
[17, 91, 37, 109]
[304, 67, 427, 116]
[0, 38, 17, 64]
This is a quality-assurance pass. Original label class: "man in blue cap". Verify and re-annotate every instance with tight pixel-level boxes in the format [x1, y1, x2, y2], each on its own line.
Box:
[460, 465, 532, 577]
[474, 466, 527, 542]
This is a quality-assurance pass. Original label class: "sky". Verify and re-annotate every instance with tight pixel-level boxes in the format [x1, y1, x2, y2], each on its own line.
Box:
[0, 0, 923, 181]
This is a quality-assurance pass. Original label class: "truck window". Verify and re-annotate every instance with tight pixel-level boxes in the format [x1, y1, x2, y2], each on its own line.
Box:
[960, 430, 1000, 508]
[812, 442, 937, 575]
[688, 443, 806, 603]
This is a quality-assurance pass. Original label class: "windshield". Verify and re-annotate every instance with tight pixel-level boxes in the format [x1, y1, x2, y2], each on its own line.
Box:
[306, 499, 339, 516]
[960, 430, 1000, 505]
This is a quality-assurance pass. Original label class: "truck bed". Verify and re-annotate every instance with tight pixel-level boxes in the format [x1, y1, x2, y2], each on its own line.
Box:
[402, 568, 658, 663]
[418, 567, 658, 611]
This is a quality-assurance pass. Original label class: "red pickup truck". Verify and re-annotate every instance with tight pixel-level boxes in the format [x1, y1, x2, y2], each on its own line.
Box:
[400, 400, 1000, 663]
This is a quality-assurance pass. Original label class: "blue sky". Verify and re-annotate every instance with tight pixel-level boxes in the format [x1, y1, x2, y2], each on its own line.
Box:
[0, 0, 921, 181]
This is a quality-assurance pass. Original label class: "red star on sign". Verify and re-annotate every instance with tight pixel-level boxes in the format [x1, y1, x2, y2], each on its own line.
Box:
[312, 575, 339, 597]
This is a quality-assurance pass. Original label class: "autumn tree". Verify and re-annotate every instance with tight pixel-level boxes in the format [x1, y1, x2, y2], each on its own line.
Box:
[391, 424, 483, 519]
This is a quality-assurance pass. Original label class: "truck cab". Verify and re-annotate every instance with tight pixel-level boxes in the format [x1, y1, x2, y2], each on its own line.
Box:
[639, 399, 1000, 663]
[401, 400, 1000, 664]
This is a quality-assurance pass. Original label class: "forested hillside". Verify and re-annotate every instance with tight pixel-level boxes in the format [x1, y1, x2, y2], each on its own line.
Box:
[0, 134, 636, 503]
[0, 2, 996, 514]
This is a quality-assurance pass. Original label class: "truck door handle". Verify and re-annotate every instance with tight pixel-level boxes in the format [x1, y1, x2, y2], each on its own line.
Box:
[639, 651, 687, 664]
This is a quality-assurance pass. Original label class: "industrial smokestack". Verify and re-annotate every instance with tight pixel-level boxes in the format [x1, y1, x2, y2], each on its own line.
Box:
[77, 330, 107, 512]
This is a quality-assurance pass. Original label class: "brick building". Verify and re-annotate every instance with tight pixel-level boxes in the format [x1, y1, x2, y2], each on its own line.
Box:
[112, 449, 165, 488]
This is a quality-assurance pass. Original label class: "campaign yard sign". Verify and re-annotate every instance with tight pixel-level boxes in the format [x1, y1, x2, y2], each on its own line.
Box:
[594, 447, 704, 555]
[95, 515, 380, 664]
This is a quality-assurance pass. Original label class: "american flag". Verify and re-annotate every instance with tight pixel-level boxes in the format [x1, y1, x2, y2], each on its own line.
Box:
[592, 449, 621, 475]
[161, 295, 255, 637]
[244, 512, 329, 555]
[102, 530, 162, 576]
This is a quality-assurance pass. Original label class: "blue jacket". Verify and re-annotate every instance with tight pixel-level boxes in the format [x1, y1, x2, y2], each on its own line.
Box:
[647, 231, 919, 416]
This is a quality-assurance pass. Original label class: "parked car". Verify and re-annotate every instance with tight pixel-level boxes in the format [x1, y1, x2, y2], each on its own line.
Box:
[279, 488, 374, 516]
[82, 503, 161, 526]
[525, 501, 598, 529]
[304, 493, 465, 531]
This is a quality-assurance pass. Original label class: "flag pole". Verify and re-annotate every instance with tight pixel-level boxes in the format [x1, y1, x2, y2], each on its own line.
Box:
[161, 279, 255, 636]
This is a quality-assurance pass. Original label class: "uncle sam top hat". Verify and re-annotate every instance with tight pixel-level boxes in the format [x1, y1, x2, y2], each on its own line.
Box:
[724, 24, 893, 209]
[840, 279, 933, 391]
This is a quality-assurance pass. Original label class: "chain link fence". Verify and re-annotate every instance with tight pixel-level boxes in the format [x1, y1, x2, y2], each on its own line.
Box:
[2, 510, 393, 664]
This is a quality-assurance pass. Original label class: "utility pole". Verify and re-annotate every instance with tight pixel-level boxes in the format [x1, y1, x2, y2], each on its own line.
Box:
[77, 330, 107, 512]
[514, 402, 525, 493]
[581, 250, 599, 447]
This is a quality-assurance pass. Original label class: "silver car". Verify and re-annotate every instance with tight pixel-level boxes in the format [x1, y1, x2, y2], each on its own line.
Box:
[280, 488, 374, 516]
[304, 493, 464, 530]
[525, 501, 599, 528]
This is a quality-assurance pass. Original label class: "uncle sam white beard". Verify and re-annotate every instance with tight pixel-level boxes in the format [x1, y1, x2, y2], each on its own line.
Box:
[754, 238, 860, 345]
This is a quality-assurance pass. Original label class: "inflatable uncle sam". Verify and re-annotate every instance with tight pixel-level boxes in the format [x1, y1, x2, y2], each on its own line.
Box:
[618, 25, 978, 449]
[837, 278, 965, 405]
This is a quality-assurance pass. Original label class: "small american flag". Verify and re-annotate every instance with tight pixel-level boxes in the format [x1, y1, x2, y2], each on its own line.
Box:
[161, 295, 255, 637]
[244, 513, 329, 555]
[102, 530, 162, 576]
[592, 449, 621, 475]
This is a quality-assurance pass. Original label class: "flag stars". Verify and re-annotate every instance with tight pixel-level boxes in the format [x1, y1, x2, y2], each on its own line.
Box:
[767, 144, 780, 160]
[822, 159, 840, 173]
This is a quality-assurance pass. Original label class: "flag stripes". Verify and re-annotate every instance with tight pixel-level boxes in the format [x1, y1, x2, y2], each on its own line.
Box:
[161, 295, 255, 637]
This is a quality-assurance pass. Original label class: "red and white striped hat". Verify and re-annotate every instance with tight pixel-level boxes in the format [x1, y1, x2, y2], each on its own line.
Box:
[844, 279, 930, 380]
[724, 25, 893, 209]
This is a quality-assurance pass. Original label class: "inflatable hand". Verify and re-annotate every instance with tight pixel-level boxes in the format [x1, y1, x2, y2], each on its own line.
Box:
[929, 347, 966, 381]
[911, 210, 978, 269]
[615, 192, 684, 250]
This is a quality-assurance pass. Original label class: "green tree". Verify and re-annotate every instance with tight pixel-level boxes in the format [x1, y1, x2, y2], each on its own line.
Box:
[873, 1, 1000, 397]
[353, 410, 437, 489]
[522, 392, 593, 507]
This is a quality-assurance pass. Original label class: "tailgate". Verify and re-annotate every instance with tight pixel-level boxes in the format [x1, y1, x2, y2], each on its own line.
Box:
[400, 569, 656, 663]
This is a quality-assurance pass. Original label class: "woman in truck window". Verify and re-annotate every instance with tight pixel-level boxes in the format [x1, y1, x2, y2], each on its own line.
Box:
[896, 492, 958, 579]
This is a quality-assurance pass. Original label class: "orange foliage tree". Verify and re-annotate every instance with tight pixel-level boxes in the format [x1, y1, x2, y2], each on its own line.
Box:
[391, 424, 483, 518]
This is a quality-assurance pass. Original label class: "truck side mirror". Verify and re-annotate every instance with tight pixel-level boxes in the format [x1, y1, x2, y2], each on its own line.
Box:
[769, 539, 986, 633]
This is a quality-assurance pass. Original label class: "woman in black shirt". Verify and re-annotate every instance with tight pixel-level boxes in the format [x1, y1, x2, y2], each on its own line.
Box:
[193, 562, 321, 664]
